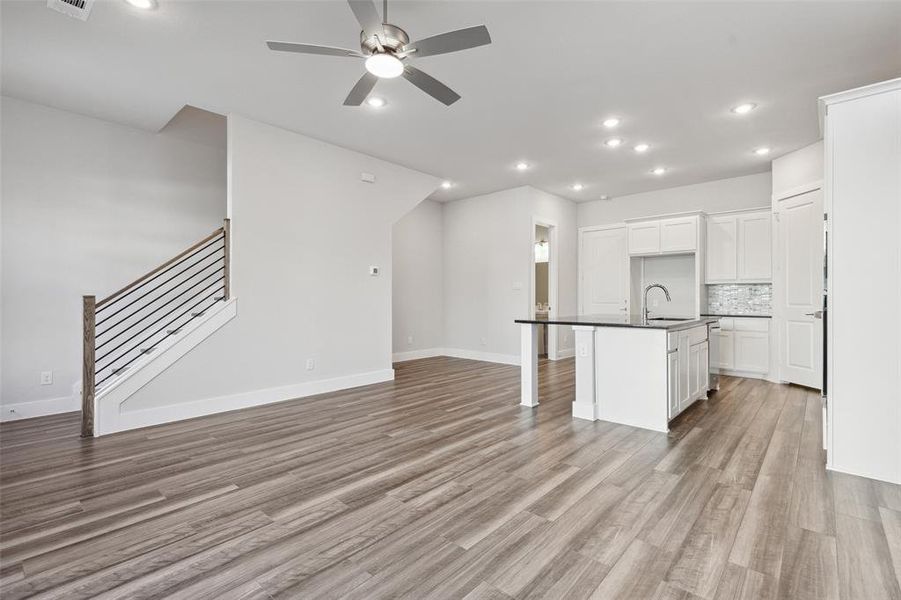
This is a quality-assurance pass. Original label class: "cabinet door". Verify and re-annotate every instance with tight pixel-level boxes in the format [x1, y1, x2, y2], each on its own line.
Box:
[717, 331, 735, 369]
[668, 351, 680, 419]
[699, 341, 709, 396]
[678, 333, 691, 409]
[706, 216, 738, 282]
[738, 212, 772, 281]
[660, 217, 697, 253]
[688, 342, 701, 403]
[734, 331, 769, 373]
[628, 222, 661, 255]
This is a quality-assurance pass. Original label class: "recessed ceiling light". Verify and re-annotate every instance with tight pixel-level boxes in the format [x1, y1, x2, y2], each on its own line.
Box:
[600, 195, 610, 201]
[440, 180, 453, 189]
[603, 117, 621, 128]
[365, 53, 404, 79]
[731, 102, 757, 115]
[515, 162, 530, 171]
[651, 167, 667, 176]
[753, 147, 771, 156]
[605, 138, 623, 148]
[366, 96, 386, 108]
[125, 0, 156, 8]
[634, 143, 650, 153]
[571, 183, 584, 191]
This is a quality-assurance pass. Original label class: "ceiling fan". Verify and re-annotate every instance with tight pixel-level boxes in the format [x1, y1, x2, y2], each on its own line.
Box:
[266, 0, 491, 106]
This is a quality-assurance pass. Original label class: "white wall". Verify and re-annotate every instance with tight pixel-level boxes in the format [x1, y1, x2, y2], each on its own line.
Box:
[120, 114, 437, 415]
[823, 81, 901, 483]
[1, 97, 226, 416]
[640, 255, 697, 318]
[443, 186, 577, 362]
[578, 172, 772, 227]
[392, 199, 444, 360]
[772, 141, 824, 199]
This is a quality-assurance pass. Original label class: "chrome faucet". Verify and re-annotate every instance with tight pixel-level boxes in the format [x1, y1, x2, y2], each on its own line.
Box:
[643, 283, 672, 323]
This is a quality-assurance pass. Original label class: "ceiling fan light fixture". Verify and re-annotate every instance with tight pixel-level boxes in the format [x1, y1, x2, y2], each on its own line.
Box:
[365, 53, 404, 79]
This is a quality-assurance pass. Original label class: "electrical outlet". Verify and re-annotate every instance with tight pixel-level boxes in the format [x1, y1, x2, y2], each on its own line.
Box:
[40, 371, 53, 386]
[406, 335, 414, 346]
[480, 337, 488, 346]
[305, 358, 315, 371]
[578, 344, 588, 357]
[369, 265, 380, 276]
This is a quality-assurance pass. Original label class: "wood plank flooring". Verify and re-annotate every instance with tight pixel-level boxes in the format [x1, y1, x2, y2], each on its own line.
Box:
[2, 356, 900, 599]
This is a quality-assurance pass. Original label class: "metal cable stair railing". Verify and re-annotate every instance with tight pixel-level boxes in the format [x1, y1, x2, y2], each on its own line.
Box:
[81, 219, 231, 437]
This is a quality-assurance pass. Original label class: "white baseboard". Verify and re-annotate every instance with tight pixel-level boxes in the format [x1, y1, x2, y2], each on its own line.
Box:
[1, 395, 79, 422]
[553, 348, 575, 359]
[441, 348, 520, 366]
[100, 368, 395, 436]
[392, 348, 445, 362]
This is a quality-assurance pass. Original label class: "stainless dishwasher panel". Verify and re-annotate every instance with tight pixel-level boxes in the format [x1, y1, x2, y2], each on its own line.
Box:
[707, 322, 721, 391]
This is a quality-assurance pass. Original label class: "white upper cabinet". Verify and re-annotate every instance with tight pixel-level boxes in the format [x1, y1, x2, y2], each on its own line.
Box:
[628, 215, 700, 256]
[627, 221, 660, 255]
[706, 216, 738, 281]
[705, 209, 772, 283]
[660, 217, 698, 253]
[737, 213, 772, 281]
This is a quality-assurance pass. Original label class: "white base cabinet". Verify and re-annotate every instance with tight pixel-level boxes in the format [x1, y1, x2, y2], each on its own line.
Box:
[667, 325, 710, 420]
[715, 318, 770, 375]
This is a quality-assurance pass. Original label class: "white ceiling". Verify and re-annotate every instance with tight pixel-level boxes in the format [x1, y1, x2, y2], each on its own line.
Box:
[3, 1, 900, 202]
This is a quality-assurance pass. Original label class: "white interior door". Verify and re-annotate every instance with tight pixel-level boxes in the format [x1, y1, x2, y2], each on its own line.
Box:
[580, 226, 629, 315]
[776, 188, 824, 388]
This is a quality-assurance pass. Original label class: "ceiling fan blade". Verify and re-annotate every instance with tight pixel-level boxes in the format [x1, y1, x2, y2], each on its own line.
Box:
[344, 72, 379, 106]
[266, 41, 364, 58]
[402, 65, 461, 106]
[347, 0, 383, 40]
[402, 25, 491, 58]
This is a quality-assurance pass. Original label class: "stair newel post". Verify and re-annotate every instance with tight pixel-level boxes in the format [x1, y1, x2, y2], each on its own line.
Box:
[223, 218, 231, 301]
[81, 295, 96, 438]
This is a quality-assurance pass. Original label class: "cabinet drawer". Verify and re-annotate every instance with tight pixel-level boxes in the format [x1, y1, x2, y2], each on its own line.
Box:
[687, 325, 708, 346]
[733, 318, 769, 332]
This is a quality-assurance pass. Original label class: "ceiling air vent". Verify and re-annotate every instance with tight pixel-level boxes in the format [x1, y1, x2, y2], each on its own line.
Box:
[47, 0, 94, 21]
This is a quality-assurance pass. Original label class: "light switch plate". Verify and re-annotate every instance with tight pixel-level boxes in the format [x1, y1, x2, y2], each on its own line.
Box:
[40, 371, 53, 385]
[361, 172, 376, 183]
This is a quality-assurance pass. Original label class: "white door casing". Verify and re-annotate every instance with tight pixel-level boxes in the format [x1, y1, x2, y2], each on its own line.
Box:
[775, 188, 824, 388]
[579, 226, 629, 315]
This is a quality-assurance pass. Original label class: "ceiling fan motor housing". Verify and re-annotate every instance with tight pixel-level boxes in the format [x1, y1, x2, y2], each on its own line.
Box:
[360, 23, 409, 56]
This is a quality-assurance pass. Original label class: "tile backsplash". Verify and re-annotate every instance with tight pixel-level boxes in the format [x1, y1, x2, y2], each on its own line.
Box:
[706, 284, 772, 315]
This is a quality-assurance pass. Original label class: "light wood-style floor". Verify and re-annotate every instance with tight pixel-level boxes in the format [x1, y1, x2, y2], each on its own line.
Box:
[2, 357, 900, 599]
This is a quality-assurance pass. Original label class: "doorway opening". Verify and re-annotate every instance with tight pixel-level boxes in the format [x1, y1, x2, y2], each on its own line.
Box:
[531, 219, 558, 360]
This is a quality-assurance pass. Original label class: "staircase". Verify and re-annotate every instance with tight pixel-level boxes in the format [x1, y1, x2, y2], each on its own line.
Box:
[81, 220, 232, 436]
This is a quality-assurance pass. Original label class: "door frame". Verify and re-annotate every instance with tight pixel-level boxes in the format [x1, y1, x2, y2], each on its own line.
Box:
[772, 180, 823, 386]
[577, 223, 627, 315]
[530, 217, 558, 360]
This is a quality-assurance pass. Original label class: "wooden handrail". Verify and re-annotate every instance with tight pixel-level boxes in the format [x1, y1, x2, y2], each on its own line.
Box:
[96, 226, 225, 309]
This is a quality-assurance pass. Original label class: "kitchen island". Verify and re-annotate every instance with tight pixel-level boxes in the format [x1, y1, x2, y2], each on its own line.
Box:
[515, 315, 718, 432]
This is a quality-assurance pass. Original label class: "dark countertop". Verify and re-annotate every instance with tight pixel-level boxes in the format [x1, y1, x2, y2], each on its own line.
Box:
[514, 314, 719, 331]
[702, 313, 772, 319]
